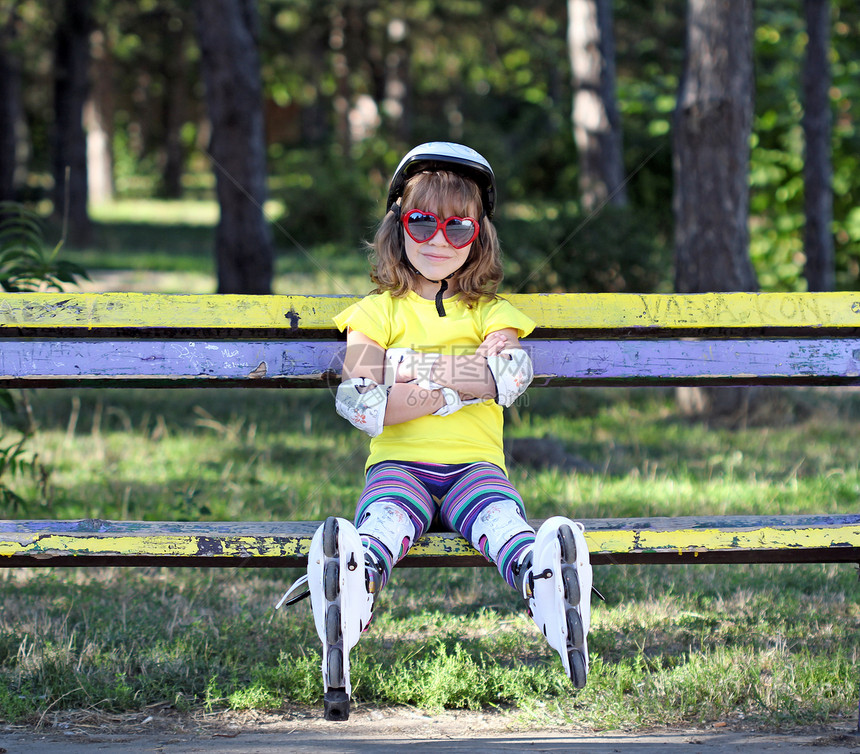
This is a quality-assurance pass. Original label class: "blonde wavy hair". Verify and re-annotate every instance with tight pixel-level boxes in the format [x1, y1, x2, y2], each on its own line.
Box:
[368, 170, 503, 306]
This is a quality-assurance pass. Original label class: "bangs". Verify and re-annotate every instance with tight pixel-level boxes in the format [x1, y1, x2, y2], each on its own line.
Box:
[401, 171, 482, 219]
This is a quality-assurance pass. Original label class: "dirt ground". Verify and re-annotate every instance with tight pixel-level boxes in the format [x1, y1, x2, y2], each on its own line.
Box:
[2, 707, 859, 754]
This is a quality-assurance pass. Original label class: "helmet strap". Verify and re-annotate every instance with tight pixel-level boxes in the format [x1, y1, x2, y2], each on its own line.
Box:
[401, 251, 455, 317]
[434, 278, 449, 317]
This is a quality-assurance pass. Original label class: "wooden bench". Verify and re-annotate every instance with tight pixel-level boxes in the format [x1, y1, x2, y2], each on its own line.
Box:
[0, 290, 859, 569]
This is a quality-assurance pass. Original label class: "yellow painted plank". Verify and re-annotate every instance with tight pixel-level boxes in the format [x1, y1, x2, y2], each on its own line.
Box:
[3, 525, 857, 560]
[0, 534, 304, 559]
[0, 293, 352, 331]
[527, 292, 860, 330]
[587, 525, 860, 555]
[2, 292, 860, 331]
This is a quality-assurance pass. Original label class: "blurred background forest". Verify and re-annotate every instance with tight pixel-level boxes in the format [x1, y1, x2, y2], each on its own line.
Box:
[1, 0, 858, 295]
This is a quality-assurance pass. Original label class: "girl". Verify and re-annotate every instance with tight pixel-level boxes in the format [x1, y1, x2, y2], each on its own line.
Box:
[283, 143, 592, 721]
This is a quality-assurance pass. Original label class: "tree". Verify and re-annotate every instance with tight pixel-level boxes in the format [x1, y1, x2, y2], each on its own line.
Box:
[802, 0, 834, 291]
[84, 28, 114, 204]
[52, 0, 93, 245]
[568, 0, 627, 211]
[673, 0, 758, 419]
[674, 0, 757, 294]
[153, 3, 193, 198]
[0, 8, 23, 202]
[193, 0, 273, 294]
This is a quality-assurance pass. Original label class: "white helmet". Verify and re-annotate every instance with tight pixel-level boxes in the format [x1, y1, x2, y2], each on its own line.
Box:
[386, 142, 497, 219]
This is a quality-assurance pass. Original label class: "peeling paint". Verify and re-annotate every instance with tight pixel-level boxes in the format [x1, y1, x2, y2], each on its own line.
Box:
[2, 522, 857, 563]
[248, 362, 267, 379]
[3, 292, 860, 331]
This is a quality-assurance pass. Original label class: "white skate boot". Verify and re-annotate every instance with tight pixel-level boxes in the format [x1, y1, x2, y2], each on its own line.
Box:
[514, 516, 592, 688]
[307, 516, 376, 721]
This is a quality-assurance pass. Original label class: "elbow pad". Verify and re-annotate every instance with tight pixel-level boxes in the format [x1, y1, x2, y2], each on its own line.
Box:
[335, 378, 389, 437]
[486, 348, 533, 407]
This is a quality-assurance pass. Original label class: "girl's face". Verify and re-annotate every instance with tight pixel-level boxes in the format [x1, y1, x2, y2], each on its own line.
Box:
[403, 211, 475, 294]
[399, 174, 481, 296]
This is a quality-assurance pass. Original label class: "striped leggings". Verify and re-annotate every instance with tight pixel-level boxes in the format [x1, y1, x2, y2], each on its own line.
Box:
[354, 460, 535, 590]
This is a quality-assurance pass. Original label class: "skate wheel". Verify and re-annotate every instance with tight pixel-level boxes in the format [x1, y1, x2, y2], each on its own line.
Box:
[558, 524, 577, 563]
[327, 646, 344, 687]
[324, 560, 339, 602]
[568, 648, 587, 689]
[562, 564, 580, 606]
[323, 517, 339, 558]
[566, 607, 584, 648]
[326, 604, 341, 647]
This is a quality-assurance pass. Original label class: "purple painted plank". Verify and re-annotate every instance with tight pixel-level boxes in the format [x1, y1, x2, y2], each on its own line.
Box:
[529, 338, 860, 381]
[0, 338, 858, 385]
[0, 340, 344, 381]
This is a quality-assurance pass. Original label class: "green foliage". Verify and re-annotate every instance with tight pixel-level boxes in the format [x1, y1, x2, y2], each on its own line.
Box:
[0, 436, 43, 514]
[500, 204, 672, 294]
[0, 680, 31, 723]
[274, 146, 380, 249]
[0, 203, 89, 292]
[751, 0, 860, 290]
[0, 202, 88, 510]
[351, 638, 568, 710]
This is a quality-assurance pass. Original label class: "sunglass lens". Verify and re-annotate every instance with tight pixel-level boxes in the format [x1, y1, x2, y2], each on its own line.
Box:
[405, 212, 438, 242]
[444, 218, 477, 248]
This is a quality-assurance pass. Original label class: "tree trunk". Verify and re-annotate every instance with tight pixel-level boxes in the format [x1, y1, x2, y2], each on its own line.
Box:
[0, 14, 23, 202]
[802, 0, 834, 292]
[329, 6, 351, 153]
[193, 0, 273, 294]
[568, 0, 627, 211]
[84, 30, 114, 205]
[161, 9, 188, 199]
[674, 0, 757, 294]
[300, 6, 332, 146]
[52, 0, 93, 245]
[673, 0, 758, 421]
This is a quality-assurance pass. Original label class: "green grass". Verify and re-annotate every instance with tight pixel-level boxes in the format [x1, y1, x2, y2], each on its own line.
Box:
[0, 200, 857, 728]
[1, 387, 858, 729]
[57, 200, 371, 295]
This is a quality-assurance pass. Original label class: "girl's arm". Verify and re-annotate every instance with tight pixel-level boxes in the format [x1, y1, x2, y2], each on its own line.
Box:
[341, 329, 449, 425]
[392, 328, 520, 401]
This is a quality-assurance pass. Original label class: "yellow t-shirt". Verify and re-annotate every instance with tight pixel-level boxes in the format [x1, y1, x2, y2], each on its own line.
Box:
[333, 290, 536, 472]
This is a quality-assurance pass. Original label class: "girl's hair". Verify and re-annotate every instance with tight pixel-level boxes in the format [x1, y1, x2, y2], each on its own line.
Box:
[369, 170, 503, 306]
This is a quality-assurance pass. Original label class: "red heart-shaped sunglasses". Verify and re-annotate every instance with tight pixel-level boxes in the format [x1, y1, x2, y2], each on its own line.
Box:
[402, 209, 480, 249]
